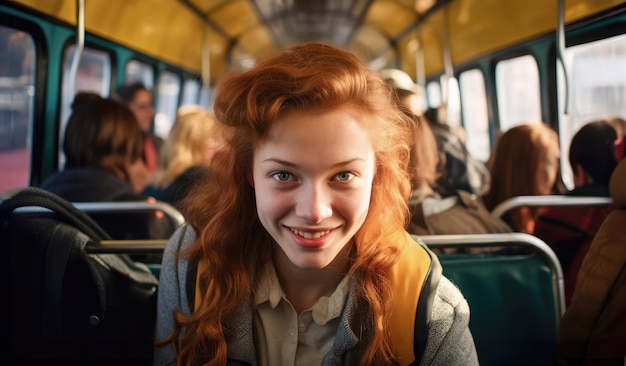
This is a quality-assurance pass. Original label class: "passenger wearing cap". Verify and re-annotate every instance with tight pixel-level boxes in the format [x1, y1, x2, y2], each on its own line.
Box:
[381, 68, 491, 198]
[381, 69, 511, 242]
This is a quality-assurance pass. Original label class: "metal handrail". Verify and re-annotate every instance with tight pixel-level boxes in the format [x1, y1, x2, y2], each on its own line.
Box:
[88, 239, 168, 254]
[491, 195, 612, 219]
[72, 201, 185, 230]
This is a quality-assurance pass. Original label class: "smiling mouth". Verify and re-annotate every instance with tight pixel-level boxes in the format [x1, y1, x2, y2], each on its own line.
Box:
[289, 228, 331, 239]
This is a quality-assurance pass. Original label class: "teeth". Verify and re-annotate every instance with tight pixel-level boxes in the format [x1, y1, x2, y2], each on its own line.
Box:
[291, 229, 330, 239]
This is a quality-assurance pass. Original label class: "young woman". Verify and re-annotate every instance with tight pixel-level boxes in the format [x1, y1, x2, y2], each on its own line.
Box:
[154, 43, 477, 366]
[483, 122, 560, 233]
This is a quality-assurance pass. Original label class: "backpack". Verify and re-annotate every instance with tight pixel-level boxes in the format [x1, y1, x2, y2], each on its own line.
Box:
[0, 187, 158, 365]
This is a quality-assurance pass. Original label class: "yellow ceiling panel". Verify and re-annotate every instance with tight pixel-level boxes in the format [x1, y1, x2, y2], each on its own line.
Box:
[566, 0, 625, 23]
[397, 34, 420, 79]
[237, 26, 280, 60]
[206, 29, 229, 81]
[366, 0, 418, 37]
[424, 0, 625, 75]
[209, 0, 259, 38]
[417, 10, 445, 76]
[88, 0, 205, 73]
[188, 0, 232, 14]
[12, 0, 75, 23]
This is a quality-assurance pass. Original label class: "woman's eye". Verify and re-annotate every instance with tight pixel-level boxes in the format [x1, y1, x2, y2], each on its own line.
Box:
[335, 172, 354, 181]
[271, 172, 293, 181]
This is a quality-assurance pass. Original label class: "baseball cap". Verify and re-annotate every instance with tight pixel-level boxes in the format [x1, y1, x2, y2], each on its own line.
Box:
[379, 68, 424, 96]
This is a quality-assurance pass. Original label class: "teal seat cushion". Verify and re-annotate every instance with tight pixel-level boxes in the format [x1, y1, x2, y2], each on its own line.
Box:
[439, 252, 557, 366]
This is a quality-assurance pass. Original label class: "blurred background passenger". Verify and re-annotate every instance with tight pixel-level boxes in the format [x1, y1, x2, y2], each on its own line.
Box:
[40, 93, 161, 239]
[557, 151, 626, 364]
[381, 72, 511, 237]
[483, 122, 560, 233]
[143, 106, 227, 209]
[534, 120, 618, 304]
[115, 82, 162, 174]
[379, 68, 490, 198]
[404, 109, 511, 238]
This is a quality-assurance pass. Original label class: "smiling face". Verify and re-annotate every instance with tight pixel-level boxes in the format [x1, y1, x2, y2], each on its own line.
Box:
[252, 106, 376, 272]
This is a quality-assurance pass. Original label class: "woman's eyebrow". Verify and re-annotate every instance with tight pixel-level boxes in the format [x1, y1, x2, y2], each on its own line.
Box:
[262, 157, 365, 168]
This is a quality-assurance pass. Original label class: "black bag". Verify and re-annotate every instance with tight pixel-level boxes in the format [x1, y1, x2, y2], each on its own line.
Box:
[0, 187, 158, 365]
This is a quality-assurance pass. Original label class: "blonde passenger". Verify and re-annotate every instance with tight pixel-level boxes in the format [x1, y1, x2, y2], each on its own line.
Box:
[484, 122, 560, 233]
[154, 42, 477, 365]
[144, 106, 226, 208]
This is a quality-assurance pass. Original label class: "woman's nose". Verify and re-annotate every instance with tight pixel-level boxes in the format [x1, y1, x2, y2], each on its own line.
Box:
[295, 183, 332, 224]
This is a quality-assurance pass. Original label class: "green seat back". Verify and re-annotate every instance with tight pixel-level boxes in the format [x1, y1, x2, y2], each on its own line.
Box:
[439, 252, 558, 366]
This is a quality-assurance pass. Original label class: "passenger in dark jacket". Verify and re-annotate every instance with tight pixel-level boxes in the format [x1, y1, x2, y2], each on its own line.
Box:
[41, 93, 167, 240]
[557, 156, 626, 364]
[535, 120, 618, 305]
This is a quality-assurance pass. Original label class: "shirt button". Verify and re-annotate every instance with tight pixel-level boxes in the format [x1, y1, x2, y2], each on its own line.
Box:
[299, 325, 306, 332]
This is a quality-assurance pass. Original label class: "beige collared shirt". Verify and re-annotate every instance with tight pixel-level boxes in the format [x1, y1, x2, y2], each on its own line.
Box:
[253, 262, 350, 366]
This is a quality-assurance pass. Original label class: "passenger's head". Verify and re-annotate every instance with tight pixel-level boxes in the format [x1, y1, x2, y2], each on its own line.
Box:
[115, 82, 154, 132]
[401, 108, 440, 197]
[180, 42, 413, 364]
[64, 93, 144, 181]
[151, 106, 227, 188]
[569, 120, 617, 187]
[485, 122, 560, 209]
[380, 68, 426, 116]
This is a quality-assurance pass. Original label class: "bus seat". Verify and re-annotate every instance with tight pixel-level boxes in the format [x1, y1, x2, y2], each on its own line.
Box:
[0, 188, 168, 365]
[417, 233, 565, 366]
[491, 195, 612, 220]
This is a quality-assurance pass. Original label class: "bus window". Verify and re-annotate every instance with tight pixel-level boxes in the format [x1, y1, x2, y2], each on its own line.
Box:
[427, 80, 441, 108]
[445, 76, 461, 127]
[60, 46, 111, 166]
[496, 55, 541, 131]
[460, 69, 490, 162]
[154, 70, 181, 138]
[199, 84, 214, 110]
[125, 59, 154, 89]
[0, 26, 36, 192]
[181, 78, 200, 106]
[558, 33, 626, 189]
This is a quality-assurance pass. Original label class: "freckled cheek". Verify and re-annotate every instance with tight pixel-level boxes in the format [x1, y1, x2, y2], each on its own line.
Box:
[337, 188, 372, 225]
[254, 189, 293, 224]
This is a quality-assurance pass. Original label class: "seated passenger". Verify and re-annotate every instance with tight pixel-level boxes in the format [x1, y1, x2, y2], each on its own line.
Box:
[483, 122, 560, 233]
[40, 93, 165, 239]
[381, 73, 511, 237]
[154, 43, 477, 365]
[115, 82, 162, 174]
[423, 105, 490, 198]
[380, 68, 490, 198]
[557, 155, 626, 364]
[534, 120, 617, 305]
[143, 106, 226, 210]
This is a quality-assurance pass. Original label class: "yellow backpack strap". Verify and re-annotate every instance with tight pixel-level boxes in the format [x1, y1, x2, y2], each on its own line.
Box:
[193, 259, 207, 311]
[388, 231, 441, 366]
